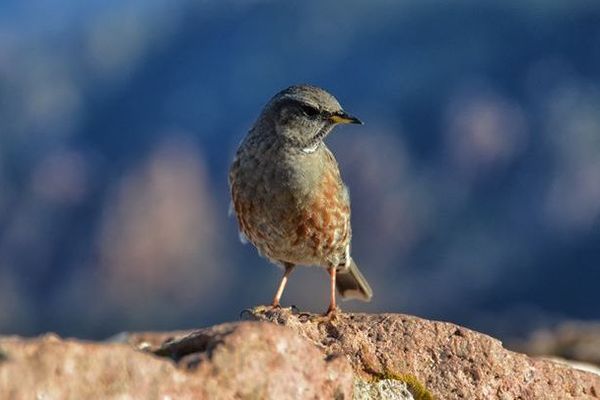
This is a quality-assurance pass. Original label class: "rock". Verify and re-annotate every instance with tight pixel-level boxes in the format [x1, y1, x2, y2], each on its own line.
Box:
[354, 379, 415, 400]
[1, 310, 599, 399]
[0, 321, 353, 399]
[244, 307, 600, 399]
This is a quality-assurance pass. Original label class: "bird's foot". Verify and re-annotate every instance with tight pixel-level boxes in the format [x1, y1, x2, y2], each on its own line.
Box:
[324, 305, 340, 318]
[270, 302, 302, 313]
[239, 308, 254, 320]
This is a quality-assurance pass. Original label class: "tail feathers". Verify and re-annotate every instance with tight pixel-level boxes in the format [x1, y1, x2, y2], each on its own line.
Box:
[336, 259, 373, 302]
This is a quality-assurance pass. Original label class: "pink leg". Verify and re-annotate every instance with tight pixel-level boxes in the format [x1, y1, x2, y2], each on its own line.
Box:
[326, 266, 337, 315]
[272, 263, 295, 307]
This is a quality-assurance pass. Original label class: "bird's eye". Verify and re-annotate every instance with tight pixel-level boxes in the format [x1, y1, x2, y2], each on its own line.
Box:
[300, 104, 319, 117]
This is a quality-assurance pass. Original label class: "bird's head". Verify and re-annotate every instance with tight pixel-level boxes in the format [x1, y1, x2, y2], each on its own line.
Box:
[259, 85, 362, 150]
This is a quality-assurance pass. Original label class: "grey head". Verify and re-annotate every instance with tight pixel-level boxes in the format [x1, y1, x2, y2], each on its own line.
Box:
[254, 85, 362, 150]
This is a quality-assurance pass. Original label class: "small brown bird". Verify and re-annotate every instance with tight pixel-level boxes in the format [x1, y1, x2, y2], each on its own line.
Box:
[229, 85, 372, 314]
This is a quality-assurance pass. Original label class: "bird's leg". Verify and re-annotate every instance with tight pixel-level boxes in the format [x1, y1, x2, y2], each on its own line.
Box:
[272, 263, 295, 308]
[325, 266, 337, 315]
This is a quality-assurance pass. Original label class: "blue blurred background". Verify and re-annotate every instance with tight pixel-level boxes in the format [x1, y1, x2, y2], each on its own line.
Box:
[1, 0, 599, 341]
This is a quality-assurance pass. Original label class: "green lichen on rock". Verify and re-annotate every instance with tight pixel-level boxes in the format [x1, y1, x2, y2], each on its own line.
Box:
[359, 371, 434, 400]
[395, 374, 434, 400]
[354, 378, 414, 400]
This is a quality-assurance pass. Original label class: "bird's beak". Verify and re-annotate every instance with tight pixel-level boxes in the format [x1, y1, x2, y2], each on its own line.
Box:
[330, 111, 363, 125]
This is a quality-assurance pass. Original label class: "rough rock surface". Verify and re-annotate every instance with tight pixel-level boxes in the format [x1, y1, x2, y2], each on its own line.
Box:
[0, 322, 353, 400]
[1, 309, 599, 400]
[243, 308, 600, 399]
[354, 379, 415, 400]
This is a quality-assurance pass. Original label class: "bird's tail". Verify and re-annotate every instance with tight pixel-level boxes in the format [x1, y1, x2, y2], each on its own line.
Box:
[336, 259, 373, 301]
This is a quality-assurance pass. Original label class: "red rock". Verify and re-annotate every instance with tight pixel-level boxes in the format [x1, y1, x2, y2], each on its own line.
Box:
[0, 321, 353, 400]
[247, 308, 600, 399]
[1, 310, 598, 399]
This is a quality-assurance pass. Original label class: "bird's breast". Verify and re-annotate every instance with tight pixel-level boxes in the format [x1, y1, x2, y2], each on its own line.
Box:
[230, 143, 350, 265]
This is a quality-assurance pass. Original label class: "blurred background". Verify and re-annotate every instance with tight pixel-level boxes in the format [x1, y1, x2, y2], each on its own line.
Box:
[1, 0, 599, 345]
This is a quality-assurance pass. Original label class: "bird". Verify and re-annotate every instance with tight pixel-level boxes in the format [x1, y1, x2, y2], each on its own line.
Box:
[229, 84, 372, 315]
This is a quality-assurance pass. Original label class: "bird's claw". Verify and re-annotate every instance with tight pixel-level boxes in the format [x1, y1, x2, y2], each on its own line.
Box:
[239, 308, 254, 320]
